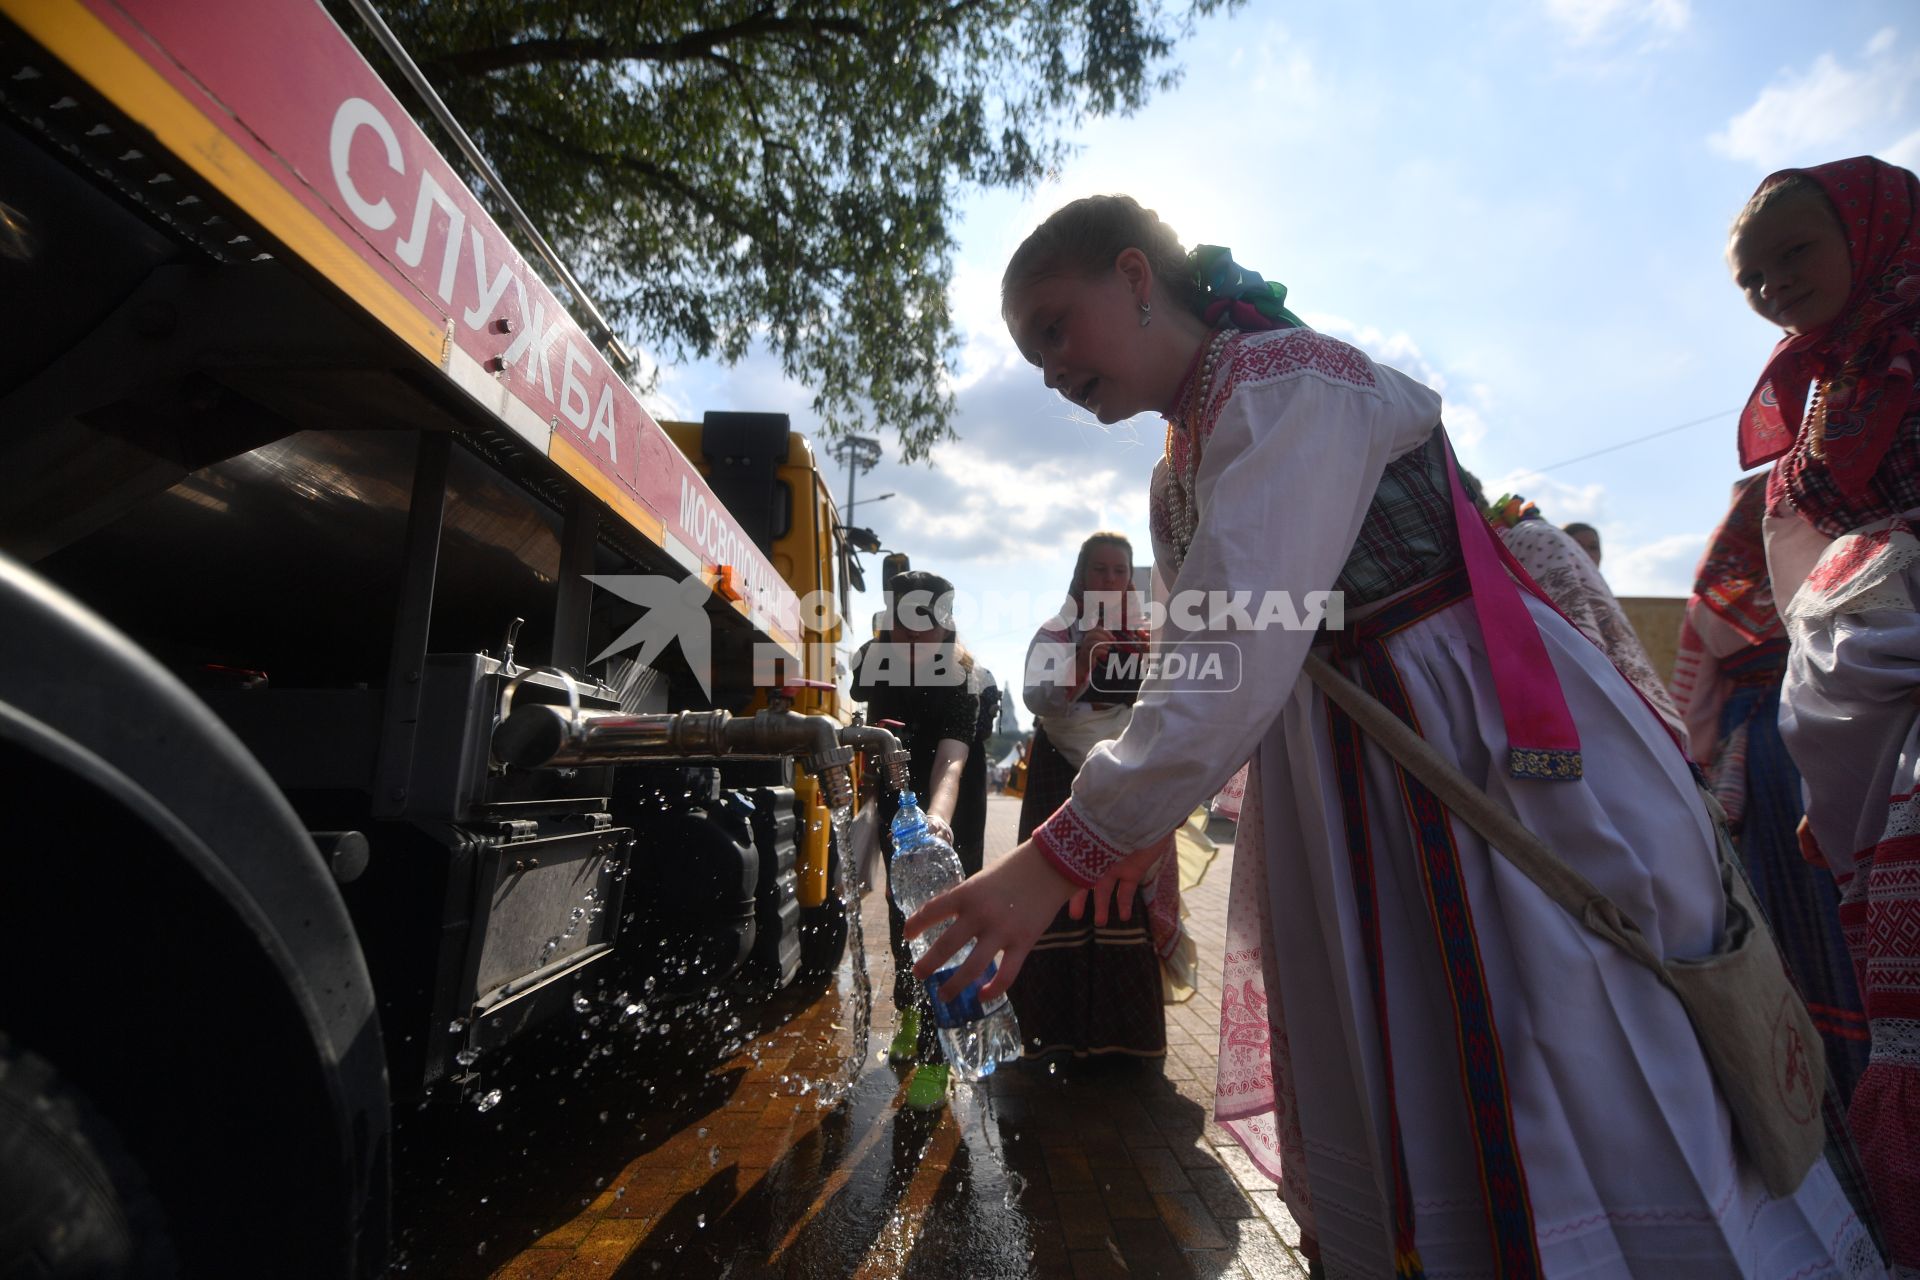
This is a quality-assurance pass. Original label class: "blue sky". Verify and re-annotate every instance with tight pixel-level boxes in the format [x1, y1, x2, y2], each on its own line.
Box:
[649, 0, 1920, 728]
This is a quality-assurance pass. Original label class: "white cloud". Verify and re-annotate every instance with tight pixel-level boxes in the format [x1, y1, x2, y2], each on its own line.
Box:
[1485, 470, 1607, 524]
[1711, 33, 1920, 168]
[898, 439, 1137, 562]
[1471, 466, 1706, 596]
[1249, 44, 1319, 104]
[1545, 0, 1688, 46]
[1306, 313, 1492, 446]
[1886, 127, 1920, 173]
[1603, 530, 1707, 597]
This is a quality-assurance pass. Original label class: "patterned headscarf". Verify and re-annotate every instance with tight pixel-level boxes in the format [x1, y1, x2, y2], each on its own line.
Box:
[1188, 245, 1305, 331]
[1738, 156, 1920, 499]
[1690, 472, 1778, 644]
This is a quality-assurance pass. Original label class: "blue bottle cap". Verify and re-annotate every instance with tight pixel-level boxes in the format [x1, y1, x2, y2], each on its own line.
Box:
[891, 791, 926, 841]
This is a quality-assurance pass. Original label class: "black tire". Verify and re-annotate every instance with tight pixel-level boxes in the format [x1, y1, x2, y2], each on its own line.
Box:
[0, 1036, 177, 1280]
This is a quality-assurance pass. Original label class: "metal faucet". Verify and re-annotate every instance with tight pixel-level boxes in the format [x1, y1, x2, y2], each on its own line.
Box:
[837, 714, 911, 793]
[492, 699, 858, 808]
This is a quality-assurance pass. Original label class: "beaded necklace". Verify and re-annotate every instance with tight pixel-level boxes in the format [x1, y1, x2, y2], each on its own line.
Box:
[1806, 378, 1834, 462]
[1162, 328, 1234, 562]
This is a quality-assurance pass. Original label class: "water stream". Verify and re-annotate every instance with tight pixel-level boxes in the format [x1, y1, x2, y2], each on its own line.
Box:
[828, 803, 873, 1101]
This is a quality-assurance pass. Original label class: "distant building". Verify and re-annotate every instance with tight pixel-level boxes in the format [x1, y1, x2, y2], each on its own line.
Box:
[997, 687, 1022, 737]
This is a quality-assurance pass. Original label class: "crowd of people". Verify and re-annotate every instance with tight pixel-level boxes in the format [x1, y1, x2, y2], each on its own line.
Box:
[865, 156, 1920, 1278]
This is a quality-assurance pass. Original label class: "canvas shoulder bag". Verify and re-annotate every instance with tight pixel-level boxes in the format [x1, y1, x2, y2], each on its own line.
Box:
[1300, 652, 1826, 1198]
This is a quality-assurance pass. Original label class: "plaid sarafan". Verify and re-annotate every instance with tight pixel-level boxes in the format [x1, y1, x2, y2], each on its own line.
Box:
[1334, 429, 1461, 606]
[1773, 394, 1920, 538]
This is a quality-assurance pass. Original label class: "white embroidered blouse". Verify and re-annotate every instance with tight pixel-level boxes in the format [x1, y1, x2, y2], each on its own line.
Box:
[1033, 328, 1443, 883]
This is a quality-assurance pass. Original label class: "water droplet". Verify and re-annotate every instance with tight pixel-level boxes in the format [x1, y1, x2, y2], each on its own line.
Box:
[475, 1089, 503, 1113]
[697, 1126, 708, 1139]
[696, 1213, 707, 1229]
[615, 1186, 627, 1199]
[572, 992, 591, 1013]
[448, 1017, 468, 1033]
[598, 1110, 609, 1122]
[709, 1146, 720, 1167]
[455, 1047, 480, 1067]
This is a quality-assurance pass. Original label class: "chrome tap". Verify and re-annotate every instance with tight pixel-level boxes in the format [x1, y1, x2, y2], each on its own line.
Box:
[491, 683, 856, 808]
[837, 715, 911, 793]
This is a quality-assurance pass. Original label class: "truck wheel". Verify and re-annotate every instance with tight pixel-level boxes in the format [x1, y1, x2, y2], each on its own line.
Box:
[0, 1036, 177, 1279]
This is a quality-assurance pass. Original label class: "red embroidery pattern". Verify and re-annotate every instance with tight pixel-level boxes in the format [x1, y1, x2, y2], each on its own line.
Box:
[1200, 329, 1379, 428]
[1031, 801, 1123, 887]
[1217, 976, 1274, 1097]
[1166, 330, 1382, 500]
[1804, 520, 1911, 595]
[1844, 822, 1920, 1269]
[1773, 992, 1821, 1124]
[1148, 851, 1182, 959]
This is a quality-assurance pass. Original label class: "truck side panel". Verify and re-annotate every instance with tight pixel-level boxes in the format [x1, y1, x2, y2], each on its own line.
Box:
[7, 0, 800, 650]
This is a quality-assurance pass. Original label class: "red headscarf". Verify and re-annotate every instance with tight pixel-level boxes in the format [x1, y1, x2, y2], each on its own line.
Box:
[1737, 156, 1920, 500]
[1690, 472, 1778, 644]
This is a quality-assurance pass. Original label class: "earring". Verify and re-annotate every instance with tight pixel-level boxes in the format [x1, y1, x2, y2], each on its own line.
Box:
[1138, 302, 1153, 328]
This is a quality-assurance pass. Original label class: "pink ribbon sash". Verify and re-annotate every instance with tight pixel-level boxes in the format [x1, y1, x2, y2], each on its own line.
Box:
[1441, 432, 1583, 779]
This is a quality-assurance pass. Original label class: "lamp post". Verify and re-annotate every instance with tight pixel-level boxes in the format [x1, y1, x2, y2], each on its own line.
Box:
[828, 435, 882, 632]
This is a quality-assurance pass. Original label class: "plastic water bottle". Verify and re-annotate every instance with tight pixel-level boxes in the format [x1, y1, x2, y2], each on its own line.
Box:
[888, 791, 1022, 1080]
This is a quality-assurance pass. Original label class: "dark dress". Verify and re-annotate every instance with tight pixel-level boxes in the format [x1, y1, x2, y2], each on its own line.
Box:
[1009, 720, 1166, 1062]
[850, 640, 982, 1063]
[951, 666, 999, 866]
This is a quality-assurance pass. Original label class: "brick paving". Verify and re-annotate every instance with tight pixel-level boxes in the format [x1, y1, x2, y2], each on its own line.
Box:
[396, 795, 1308, 1279]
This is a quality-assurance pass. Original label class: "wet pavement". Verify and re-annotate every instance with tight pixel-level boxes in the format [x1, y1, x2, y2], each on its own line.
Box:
[392, 796, 1309, 1279]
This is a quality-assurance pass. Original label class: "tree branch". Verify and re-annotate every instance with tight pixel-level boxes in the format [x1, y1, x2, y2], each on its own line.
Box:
[423, 10, 877, 77]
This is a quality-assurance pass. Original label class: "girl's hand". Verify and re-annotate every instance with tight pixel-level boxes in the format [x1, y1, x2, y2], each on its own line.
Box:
[905, 837, 1169, 1002]
[906, 840, 1076, 1002]
[1078, 626, 1117, 654]
[1796, 815, 1827, 868]
[924, 813, 955, 846]
[1068, 836, 1170, 929]
[1073, 627, 1117, 691]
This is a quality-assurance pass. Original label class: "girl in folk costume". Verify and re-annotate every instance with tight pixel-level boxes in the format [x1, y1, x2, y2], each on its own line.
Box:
[1011, 531, 1185, 1061]
[1728, 156, 1920, 1273]
[908, 195, 1882, 1278]
[1670, 474, 1872, 1212]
